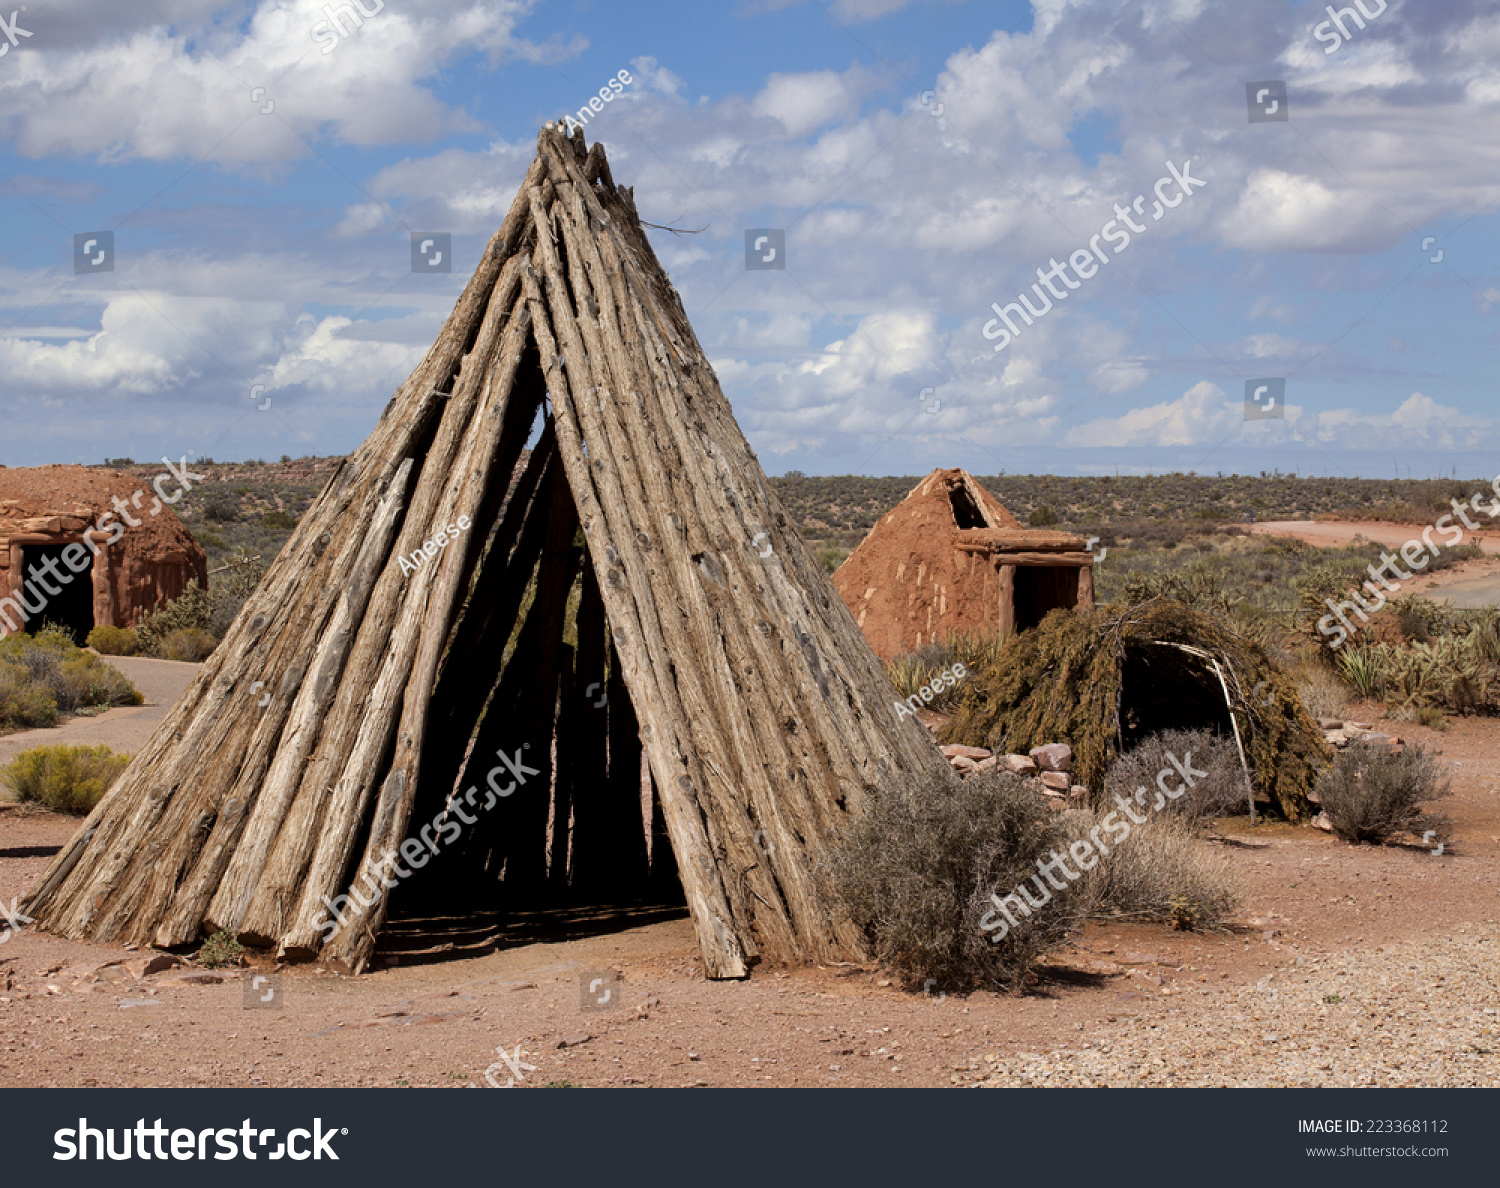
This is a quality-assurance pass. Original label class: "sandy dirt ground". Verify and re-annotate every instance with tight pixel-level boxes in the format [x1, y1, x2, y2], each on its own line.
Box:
[1251, 521, 1500, 609]
[3, 653, 1497, 1087]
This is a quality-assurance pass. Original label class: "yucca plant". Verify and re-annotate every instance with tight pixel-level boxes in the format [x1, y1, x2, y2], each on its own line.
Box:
[1336, 645, 1380, 700]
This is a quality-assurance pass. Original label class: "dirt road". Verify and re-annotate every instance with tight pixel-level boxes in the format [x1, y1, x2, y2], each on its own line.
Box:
[1251, 521, 1500, 608]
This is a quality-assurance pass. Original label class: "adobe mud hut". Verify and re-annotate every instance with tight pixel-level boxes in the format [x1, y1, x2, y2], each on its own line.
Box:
[25, 127, 949, 977]
[0, 464, 207, 643]
[832, 468, 1095, 661]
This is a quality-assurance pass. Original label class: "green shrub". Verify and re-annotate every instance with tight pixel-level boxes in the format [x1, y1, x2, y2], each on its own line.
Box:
[886, 631, 1007, 713]
[196, 928, 244, 969]
[1074, 811, 1241, 930]
[1416, 706, 1448, 731]
[1027, 505, 1059, 527]
[160, 627, 218, 662]
[135, 581, 213, 656]
[86, 625, 140, 656]
[1316, 739, 1452, 845]
[0, 744, 131, 812]
[823, 771, 1081, 994]
[61, 652, 143, 708]
[261, 510, 297, 530]
[0, 664, 59, 729]
[0, 633, 140, 729]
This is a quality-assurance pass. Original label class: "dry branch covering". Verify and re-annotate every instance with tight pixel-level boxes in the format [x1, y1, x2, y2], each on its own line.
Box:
[24, 126, 948, 976]
[940, 599, 1331, 819]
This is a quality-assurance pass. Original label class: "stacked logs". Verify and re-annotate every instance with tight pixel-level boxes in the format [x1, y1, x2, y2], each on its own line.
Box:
[25, 126, 949, 977]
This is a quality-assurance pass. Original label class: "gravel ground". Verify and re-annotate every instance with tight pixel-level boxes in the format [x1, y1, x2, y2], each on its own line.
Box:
[974, 926, 1500, 1088]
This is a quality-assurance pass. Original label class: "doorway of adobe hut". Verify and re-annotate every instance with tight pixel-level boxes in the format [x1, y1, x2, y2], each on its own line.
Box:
[19, 543, 95, 644]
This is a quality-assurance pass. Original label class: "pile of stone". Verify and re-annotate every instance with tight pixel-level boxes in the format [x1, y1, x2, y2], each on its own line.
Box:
[939, 741, 1088, 807]
[1318, 719, 1403, 756]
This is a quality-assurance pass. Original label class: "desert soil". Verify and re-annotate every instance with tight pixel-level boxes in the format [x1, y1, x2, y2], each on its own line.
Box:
[1251, 519, 1500, 609]
[1, 661, 1497, 1089]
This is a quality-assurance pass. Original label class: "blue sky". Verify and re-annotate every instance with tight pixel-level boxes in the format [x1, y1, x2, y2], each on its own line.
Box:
[2, 0, 1498, 478]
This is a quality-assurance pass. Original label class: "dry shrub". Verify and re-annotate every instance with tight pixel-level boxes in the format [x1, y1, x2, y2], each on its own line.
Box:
[823, 771, 1080, 994]
[1316, 739, 1452, 845]
[1073, 811, 1241, 930]
[1103, 729, 1249, 824]
[1296, 666, 1349, 721]
[1, 744, 131, 813]
[160, 628, 218, 662]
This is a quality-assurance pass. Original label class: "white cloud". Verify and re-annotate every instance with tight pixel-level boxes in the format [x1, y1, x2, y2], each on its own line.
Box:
[1066, 380, 1234, 448]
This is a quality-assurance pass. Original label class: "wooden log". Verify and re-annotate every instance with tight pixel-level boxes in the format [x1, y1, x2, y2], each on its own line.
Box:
[318, 283, 540, 971]
[560, 566, 612, 896]
[998, 563, 1016, 637]
[520, 250, 748, 977]
[1077, 563, 1095, 609]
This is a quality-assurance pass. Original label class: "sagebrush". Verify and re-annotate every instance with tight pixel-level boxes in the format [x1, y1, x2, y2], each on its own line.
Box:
[823, 771, 1081, 994]
[0, 744, 132, 813]
[1316, 739, 1452, 845]
[1102, 729, 1250, 824]
[1071, 811, 1241, 930]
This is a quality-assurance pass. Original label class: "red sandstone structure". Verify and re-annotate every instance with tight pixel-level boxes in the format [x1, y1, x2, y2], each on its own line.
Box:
[832, 468, 1095, 660]
[0, 465, 207, 641]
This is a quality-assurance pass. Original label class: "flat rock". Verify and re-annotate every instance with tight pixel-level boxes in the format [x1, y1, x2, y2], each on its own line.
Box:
[125, 954, 182, 979]
[1003, 754, 1038, 775]
[171, 971, 224, 986]
[1311, 811, 1334, 833]
[1069, 784, 1089, 799]
[1029, 743, 1072, 772]
[1318, 718, 1344, 730]
[1039, 771, 1071, 791]
[941, 744, 992, 760]
[950, 755, 978, 772]
[557, 1033, 594, 1049]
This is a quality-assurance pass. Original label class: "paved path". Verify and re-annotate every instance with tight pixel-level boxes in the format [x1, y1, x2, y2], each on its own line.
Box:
[0, 656, 200, 769]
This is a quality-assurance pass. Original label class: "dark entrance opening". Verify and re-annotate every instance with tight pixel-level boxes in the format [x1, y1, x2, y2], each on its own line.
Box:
[948, 480, 989, 529]
[367, 399, 688, 967]
[22, 544, 93, 644]
[1118, 643, 1234, 748]
[1012, 564, 1079, 633]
